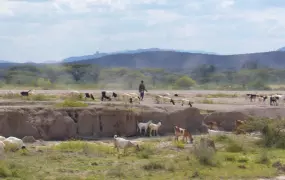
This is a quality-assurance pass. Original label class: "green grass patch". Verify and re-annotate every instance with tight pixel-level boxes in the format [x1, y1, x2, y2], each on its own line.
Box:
[1, 137, 283, 179]
[55, 100, 88, 107]
[200, 98, 214, 104]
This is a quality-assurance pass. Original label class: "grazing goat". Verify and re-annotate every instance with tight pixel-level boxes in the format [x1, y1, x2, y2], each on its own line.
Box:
[149, 122, 162, 136]
[246, 93, 257, 102]
[270, 95, 279, 106]
[181, 98, 193, 107]
[206, 121, 218, 130]
[3, 136, 26, 151]
[121, 93, 140, 104]
[235, 120, 246, 134]
[258, 95, 268, 103]
[101, 91, 117, 101]
[0, 141, 5, 159]
[113, 135, 139, 154]
[174, 126, 193, 143]
[84, 93, 95, 100]
[128, 92, 141, 100]
[20, 89, 34, 96]
[155, 95, 175, 105]
[137, 120, 152, 136]
[0, 136, 6, 141]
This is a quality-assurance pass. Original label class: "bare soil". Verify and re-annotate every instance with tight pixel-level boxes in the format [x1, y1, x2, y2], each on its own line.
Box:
[0, 90, 284, 112]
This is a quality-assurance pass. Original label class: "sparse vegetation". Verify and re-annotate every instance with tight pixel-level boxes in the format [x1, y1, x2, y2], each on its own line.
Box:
[200, 98, 214, 104]
[0, 135, 284, 179]
[55, 100, 88, 107]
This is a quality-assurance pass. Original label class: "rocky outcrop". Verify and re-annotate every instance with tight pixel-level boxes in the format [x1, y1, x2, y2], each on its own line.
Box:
[0, 106, 206, 140]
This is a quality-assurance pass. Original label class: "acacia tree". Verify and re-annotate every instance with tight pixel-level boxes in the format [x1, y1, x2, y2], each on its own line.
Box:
[174, 75, 196, 89]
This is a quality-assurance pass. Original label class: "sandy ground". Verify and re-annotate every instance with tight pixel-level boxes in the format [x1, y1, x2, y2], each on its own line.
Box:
[0, 90, 284, 112]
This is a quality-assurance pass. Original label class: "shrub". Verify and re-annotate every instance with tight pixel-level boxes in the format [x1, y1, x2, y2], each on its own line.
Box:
[193, 142, 216, 166]
[239, 117, 285, 149]
[142, 161, 165, 171]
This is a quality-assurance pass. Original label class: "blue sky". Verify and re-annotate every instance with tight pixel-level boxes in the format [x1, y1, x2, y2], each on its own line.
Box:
[0, 0, 285, 62]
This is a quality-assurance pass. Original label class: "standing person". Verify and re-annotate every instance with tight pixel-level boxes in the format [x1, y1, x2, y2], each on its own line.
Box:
[139, 80, 147, 101]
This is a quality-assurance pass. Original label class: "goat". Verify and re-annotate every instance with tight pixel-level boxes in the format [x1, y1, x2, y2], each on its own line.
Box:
[137, 120, 152, 136]
[181, 98, 193, 107]
[246, 93, 257, 102]
[149, 122, 162, 136]
[235, 120, 246, 134]
[3, 136, 26, 152]
[0, 141, 5, 159]
[155, 95, 175, 105]
[121, 93, 140, 104]
[128, 92, 141, 101]
[206, 121, 219, 130]
[85, 93, 95, 100]
[101, 91, 117, 101]
[113, 135, 139, 155]
[258, 95, 268, 103]
[174, 126, 193, 143]
[270, 95, 279, 106]
[20, 89, 34, 96]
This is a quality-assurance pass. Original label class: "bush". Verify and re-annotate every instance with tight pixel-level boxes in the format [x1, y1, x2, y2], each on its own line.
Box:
[55, 100, 88, 107]
[225, 139, 245, 153]
[142, 161, 165, 171]
[193, 142, 217, 166]
[239, 117, 285, 149]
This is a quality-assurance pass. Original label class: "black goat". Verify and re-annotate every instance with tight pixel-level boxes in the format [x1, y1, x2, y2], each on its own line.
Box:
[20, 90, 33, 96]
[85, 93, 95, 100]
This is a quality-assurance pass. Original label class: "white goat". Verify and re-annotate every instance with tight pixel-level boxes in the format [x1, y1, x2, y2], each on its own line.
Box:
[0, 141, 5, 159]
[181, 98, 193, 107]
[149, 122, 162, 136]
[137, 120, 152, 136]
[3, 136, 26, 151]
[101, 90, 118, 101]
[121, 93, 140, 104]
[0, 136, 6, 141]
[113, 135, 139, 154]
[155, 95, 175, 105]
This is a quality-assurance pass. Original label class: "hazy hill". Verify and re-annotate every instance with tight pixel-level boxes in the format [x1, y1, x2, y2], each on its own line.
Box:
[278, 47, 285, 51]
[66, 50, 285, 70]
[62, 48, 217, 63]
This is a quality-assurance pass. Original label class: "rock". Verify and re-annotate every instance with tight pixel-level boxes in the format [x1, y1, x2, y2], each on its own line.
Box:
[22, 136, 36, 143]
[0, 111, 40, 138]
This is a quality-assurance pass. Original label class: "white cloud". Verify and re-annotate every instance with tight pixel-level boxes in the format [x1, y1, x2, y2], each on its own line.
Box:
[0, 0, 285, 62]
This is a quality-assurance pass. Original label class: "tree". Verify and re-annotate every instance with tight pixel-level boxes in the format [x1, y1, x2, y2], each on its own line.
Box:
[36, 78, 52, 89]
[174, 75, 196, 89]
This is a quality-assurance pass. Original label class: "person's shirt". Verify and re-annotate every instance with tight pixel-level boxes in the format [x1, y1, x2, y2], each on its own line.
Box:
[139, 83, 146, 92]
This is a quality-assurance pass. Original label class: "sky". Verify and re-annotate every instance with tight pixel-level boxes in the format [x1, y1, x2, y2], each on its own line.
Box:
[0, 0, 285, 63]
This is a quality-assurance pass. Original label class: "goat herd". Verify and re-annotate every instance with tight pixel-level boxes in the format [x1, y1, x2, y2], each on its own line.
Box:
[9, 89, 193, 107]
[246, 93, 285, 106]
[114, 119, 246, 154]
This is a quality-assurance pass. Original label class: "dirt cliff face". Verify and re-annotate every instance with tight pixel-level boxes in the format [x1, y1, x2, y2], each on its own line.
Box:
[0, 106, 206, 140]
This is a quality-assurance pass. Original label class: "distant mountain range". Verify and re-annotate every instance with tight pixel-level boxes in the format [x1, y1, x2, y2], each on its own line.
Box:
[0, 47, 285, 71]
[62, 48, 218, 63]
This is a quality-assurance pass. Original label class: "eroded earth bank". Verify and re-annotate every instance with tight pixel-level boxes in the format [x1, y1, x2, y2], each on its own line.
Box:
[1, 103, 285, 140]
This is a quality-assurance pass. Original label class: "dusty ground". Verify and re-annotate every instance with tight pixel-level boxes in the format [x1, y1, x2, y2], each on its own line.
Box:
[0, 90, 284, 112]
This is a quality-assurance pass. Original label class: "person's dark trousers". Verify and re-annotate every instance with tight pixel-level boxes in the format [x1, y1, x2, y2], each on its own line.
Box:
[140, 91, 144, 101]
